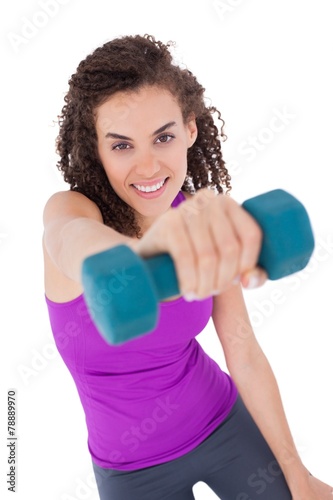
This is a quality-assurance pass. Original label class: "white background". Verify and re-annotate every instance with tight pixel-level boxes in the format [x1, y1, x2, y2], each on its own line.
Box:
[1, 0, 333, 498]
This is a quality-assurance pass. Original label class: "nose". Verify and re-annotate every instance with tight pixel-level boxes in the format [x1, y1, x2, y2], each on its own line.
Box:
[134, 149, 160, 178]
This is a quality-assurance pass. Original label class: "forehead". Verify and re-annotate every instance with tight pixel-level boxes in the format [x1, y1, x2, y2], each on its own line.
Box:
[95, 86, 181, 134]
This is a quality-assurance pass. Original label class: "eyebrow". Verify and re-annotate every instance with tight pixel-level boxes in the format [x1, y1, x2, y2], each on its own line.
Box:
[104, 121, 177, 140]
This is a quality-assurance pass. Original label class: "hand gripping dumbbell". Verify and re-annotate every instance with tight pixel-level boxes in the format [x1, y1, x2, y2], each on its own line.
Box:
[81, 189, 315, 346]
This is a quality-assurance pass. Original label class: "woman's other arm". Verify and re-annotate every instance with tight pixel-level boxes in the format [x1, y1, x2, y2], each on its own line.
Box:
[212, 284, 332, 498]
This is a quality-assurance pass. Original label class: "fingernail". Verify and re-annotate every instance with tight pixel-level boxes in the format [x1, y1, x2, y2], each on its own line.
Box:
[184, 292, 198, 302]
[245, 274, 261, 289]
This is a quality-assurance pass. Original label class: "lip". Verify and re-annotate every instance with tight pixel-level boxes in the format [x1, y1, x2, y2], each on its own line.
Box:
[131, 177, 169, 199]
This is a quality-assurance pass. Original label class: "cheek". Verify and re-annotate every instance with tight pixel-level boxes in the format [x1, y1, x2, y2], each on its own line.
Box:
[103, 164, 123, 186]
[173, 144, 189, 169]
[166, 141, 188, 162]
[99, 148, 126, 182]
[98, 156, 117, 186]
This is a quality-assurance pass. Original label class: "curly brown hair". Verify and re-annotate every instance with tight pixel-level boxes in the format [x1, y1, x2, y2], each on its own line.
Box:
[55, 34, 231, 238]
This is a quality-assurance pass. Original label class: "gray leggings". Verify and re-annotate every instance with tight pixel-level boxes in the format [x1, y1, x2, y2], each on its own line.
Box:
[92, 396, 292, 499]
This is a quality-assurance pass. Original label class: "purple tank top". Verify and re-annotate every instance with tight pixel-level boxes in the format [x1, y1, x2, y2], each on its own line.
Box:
[45, 191, 238, 471]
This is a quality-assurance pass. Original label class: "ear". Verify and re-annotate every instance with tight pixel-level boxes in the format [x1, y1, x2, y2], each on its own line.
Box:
[186, 113, 198, 147]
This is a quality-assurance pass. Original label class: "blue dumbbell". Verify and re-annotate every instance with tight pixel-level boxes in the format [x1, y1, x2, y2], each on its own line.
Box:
[81, 189, 315, 345]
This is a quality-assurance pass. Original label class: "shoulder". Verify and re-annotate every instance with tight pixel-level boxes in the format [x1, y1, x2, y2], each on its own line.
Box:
[181, 190, 193, 200]
[42, 191, 105, 302]
[43, 190, 103, 226]
[181, 188, 220, 201]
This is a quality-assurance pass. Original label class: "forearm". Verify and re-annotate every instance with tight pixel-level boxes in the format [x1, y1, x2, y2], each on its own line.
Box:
[227, 348, 309, 490]
[44, 217, 136, 283]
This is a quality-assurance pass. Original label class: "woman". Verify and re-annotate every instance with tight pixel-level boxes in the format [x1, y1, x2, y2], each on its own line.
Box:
[43, 34, 332, 499]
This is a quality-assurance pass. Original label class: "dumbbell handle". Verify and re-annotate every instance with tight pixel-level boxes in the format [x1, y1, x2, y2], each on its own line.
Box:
[140, 189, 315, 301]
[141, 252, 180, 301]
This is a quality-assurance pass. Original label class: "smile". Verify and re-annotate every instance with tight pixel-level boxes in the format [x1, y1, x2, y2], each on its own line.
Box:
[132, 178, 168, 193]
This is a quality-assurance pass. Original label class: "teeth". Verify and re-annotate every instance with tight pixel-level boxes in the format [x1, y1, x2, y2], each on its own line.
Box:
[133, 179, 166, 193]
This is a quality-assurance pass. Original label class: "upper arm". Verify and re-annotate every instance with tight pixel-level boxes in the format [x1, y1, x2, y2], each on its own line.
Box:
[42, 190, 104, 254]
[212, 284, 262, 369]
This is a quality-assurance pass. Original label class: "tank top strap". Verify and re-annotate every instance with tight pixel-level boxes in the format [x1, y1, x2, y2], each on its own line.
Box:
[171, 191, 186, 208]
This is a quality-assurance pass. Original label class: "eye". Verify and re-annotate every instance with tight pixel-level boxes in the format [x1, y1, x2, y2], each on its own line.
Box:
[112, 142, 131, 151]
[155, 134, 175, 144]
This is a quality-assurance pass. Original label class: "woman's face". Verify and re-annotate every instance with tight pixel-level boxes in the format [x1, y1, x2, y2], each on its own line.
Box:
[95, 85, 197, 231]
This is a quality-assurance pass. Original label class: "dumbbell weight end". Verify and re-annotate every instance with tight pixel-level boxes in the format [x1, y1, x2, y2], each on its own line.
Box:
[81, 246, 179, 345]
[242, 189, 315, 279]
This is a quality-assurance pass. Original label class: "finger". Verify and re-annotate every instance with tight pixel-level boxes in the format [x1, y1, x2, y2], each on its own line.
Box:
[178, 201, 218, 298]
[135, 209, 197, 297]
[224, 197, 263, 275]
[208, 207, 242, 293]
[163, 210, 199, 297]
